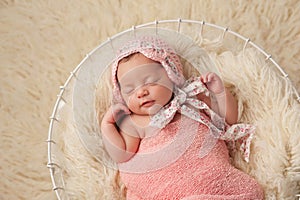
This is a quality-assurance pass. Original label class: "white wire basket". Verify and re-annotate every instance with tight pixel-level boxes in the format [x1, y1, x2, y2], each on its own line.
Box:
[47, 19, 300, 200]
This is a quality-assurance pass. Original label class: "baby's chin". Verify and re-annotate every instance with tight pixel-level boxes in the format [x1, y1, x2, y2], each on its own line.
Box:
[132, 103, 163, 116]
[147, 104, 163, 116]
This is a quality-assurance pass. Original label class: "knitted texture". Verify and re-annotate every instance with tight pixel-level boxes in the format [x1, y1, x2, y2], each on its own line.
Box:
[119, 116, 264, 199]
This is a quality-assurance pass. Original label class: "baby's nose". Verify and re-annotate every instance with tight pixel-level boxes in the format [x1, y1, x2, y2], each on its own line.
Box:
[136, 86, 149, 98]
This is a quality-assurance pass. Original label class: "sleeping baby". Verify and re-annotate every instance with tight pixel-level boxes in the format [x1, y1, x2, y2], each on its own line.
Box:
[100, 36, 263, 199]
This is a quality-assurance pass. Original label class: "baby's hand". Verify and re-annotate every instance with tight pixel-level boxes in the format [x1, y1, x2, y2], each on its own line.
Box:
[201, 72, 224, 95]
[101, 103, 131, 126]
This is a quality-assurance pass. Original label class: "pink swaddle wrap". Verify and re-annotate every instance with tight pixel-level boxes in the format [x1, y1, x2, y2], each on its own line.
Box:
[111, 36, 263, 199]
[120, 117, 263, 199]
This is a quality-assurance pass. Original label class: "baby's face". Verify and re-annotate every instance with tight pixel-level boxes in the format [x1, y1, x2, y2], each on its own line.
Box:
[117, 53, 173, 115]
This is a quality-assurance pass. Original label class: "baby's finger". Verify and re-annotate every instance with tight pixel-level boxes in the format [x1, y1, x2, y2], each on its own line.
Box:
[111, 103, 131, 119]
[201, 72, 209, 83]
[117, 104, 131, 114]
[206, 72, 215, 82]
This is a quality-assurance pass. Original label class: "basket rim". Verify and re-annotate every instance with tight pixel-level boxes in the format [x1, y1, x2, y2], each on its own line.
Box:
[47, 19, 300, 200]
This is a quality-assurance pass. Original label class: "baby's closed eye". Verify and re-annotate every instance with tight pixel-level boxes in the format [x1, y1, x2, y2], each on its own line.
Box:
[145, 76, 160, 85]
[122, 86, 134, 94]
[121, 75, 161, 94]
[120, 84, 135, 94]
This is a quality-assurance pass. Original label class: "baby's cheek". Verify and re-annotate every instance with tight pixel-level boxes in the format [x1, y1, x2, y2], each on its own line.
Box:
[157, 80, 173, 92]
[120, 94, 128, 105]
[124, 96, 130, 105]
[125, 95, 136, 108]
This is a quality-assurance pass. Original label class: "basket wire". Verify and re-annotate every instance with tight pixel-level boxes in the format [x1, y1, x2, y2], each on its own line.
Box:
[47, 19, 300, 200]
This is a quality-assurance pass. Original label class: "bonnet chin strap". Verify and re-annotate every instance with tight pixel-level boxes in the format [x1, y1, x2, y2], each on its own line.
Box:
[150, 76, 255, 162]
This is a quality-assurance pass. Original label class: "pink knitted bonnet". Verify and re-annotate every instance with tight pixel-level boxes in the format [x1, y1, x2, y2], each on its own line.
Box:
[112, 36, 186, 103]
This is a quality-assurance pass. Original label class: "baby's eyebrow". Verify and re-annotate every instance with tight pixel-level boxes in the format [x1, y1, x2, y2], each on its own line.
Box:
[118, 76, 134, 88]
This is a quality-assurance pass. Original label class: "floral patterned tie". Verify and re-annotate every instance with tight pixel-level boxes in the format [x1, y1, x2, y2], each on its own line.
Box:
[150, 77, 255, 162]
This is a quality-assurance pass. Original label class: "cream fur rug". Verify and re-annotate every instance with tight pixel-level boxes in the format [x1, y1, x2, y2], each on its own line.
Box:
[1, 1, 300, 200]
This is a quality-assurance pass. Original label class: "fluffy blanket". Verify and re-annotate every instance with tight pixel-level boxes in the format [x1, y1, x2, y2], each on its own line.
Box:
[1, 1, 300, 200]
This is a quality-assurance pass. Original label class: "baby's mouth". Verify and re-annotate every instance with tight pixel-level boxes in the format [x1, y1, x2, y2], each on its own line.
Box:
[141, 100, 155, 107]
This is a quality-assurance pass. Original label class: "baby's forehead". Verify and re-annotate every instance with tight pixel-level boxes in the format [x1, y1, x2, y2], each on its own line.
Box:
[117, 53, 158, 74]
[118, 63, 164, 83]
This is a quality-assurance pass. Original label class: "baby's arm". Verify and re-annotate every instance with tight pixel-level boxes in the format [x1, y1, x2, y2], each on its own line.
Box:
[199, 72, 238, 125]
[101, 104, 140, 163]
